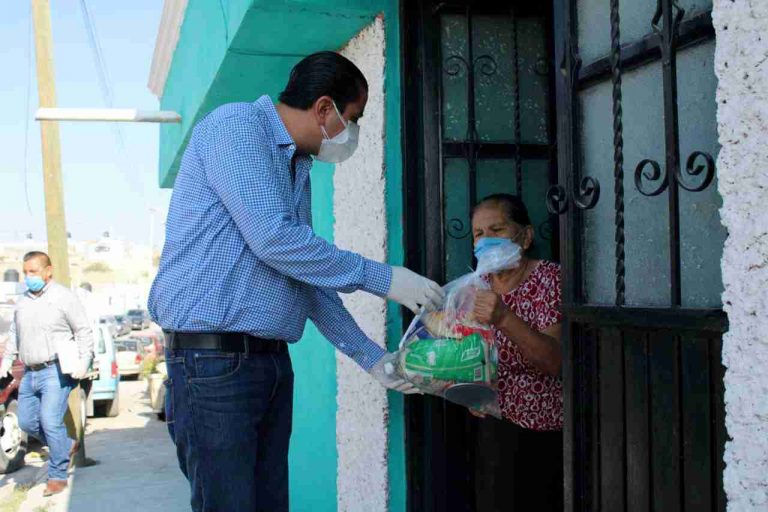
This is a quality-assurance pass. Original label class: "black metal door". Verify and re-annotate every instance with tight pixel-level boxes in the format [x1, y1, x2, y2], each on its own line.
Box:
[546, 1, 727, 511]
[402, 1, 558, 510]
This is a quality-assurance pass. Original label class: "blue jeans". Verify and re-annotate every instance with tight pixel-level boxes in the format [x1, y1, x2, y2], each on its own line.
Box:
[165, 349, 294, 512]
[17, 362, 75, 481]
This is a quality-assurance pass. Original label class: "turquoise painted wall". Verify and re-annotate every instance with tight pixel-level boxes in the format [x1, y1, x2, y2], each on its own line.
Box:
[288, 161, 339, 512]
[158, 0, 252, 188]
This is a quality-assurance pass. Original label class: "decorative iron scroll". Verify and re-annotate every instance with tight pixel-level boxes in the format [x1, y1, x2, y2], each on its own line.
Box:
[546, 32, 601, 216]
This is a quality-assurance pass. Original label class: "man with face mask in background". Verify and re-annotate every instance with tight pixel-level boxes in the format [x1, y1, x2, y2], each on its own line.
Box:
[0, 252, 93, 497]
[149, 51, 443, 511]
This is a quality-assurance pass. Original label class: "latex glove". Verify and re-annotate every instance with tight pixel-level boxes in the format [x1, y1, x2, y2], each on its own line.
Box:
[0, 358, 13, 379]
[69, 359, 92, 380]
[386, 267, 445, 314]
[368, 352, 420, 394]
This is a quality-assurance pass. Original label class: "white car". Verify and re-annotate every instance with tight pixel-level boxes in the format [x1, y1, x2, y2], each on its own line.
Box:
[114, 339, 144, 380]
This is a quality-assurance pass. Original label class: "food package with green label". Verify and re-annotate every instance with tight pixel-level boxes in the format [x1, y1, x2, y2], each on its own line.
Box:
[395, 299, 500, 416]
[393, 241, 522, 416]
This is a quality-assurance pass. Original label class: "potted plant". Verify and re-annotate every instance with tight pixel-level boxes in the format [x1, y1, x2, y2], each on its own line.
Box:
[142, 355, 167, 419]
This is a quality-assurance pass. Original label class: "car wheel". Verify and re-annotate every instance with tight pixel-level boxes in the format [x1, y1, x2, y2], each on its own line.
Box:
[106, 390, 120, 418]
[0, 400, 28, 474]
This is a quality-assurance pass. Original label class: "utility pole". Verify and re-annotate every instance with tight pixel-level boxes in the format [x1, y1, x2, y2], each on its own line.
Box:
[31, 0, 70, 285]
[31, 0, 86, 467]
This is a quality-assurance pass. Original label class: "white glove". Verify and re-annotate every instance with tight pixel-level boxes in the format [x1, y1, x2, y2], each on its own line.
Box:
[0, 358, 13, 379]
[369, 352, 420, 394]
[386, 267, 445, 314]
[69, 359, 92, 380]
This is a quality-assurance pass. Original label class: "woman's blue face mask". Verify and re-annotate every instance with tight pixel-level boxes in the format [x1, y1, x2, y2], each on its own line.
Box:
[472, 233, 525, 275]
[473, 230, 525, 261]
[473, 237, 516, 261]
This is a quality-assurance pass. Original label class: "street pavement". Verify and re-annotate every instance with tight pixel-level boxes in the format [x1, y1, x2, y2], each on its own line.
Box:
[1, 379, 189, 512]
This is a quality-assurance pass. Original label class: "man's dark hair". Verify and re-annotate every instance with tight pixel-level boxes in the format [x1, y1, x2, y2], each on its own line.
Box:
[279, 51, 368, 113]
[472, 194, 532, 227]
[23, 251, 52, 267]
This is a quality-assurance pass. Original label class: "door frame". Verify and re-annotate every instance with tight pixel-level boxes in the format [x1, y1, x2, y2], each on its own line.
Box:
[401, 1, 559, 510]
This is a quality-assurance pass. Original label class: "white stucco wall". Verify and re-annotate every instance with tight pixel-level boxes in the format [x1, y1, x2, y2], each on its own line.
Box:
[713, 1, 768, 510]
[335, 17, 390, 512]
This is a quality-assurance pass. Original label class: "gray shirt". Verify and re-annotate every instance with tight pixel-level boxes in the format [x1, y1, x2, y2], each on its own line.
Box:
[4, 281, 94, 366]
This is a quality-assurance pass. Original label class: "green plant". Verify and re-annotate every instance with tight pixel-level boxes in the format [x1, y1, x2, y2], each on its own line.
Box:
[140, 354, 159, 378]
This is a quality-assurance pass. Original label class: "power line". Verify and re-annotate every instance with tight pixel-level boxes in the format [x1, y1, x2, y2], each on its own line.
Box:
[78, 0, 144, 200]
[218, 0, 229, 43]
[79, 0, 113, 108]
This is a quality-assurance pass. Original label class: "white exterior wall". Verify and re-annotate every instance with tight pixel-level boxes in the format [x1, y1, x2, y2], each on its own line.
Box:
[713, 1, 768, 510]
[335, 17, 391, 512]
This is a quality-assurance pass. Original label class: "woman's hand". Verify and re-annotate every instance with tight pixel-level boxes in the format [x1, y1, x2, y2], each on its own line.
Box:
[473, 289, 508, 326]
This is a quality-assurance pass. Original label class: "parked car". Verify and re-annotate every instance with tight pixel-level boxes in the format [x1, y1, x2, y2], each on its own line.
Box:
[112, 315, 132, 337]
[134, 331, 165, 358]
[0, 355, 27, 474]
[114, 339, 144, 380]
[86, 324, 120, 418]
[126, 309, 151, 330]
[99, 315, 120, 339]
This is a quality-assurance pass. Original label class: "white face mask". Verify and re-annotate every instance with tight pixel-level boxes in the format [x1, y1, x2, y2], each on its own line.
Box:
[316, 102, 359, 164]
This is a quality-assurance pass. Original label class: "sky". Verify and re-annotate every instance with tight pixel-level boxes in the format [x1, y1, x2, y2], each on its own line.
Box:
[0, 0, 171, 248]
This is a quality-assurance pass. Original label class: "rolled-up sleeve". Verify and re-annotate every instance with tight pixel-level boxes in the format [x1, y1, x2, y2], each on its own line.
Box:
[203, 118, 392, 297]
[308, 287, 386, 371]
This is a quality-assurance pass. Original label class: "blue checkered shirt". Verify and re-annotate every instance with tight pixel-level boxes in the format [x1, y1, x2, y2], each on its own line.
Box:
[148, 96, 392, 370]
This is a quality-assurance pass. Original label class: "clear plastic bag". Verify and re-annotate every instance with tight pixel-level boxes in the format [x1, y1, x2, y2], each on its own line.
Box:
[393, 242, 522, 417]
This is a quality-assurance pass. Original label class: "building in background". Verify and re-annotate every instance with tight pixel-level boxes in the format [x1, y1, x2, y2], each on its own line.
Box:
[148, 1, 767, 511]
[0, 234, 159, 323]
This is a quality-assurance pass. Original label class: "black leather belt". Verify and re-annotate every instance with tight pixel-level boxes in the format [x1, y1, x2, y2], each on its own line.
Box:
[164, 331, 287, 354]
[26, 359, 58, 372]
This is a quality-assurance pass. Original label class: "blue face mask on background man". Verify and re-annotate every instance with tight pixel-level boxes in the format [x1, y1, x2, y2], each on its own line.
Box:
[25, 275, 46, 292]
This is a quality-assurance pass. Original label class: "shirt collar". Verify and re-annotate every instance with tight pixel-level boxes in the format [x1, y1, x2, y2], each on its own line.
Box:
[255, 95, 295, 147]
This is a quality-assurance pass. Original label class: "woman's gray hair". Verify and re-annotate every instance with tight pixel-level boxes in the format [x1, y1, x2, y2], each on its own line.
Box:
[472, 194, 532, 227]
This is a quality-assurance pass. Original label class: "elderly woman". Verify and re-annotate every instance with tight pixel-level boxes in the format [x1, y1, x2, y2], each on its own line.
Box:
[471, 193, 563, 511]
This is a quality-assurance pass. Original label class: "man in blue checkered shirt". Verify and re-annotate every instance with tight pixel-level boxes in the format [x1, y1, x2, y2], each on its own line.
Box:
[149, 52, 443, 511]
